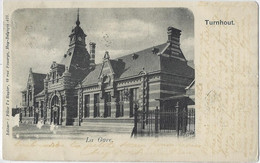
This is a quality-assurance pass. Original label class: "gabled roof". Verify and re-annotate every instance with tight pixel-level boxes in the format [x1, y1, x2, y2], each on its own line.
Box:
[98, 58, 115, 79]
[81, 42, 194, 87]
[81, 43, 165, 86]
[23, 71, 46, 95]
[31, 72, 46, 95]
[113, 43, 167, 79]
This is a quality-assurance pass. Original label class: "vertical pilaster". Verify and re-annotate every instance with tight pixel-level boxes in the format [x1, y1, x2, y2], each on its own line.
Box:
[76, 88, 83, 126]
[43, 74, 49, 124]
[59, 104, 62, 125]
[82, 94, 85, 118]
[47, 106, 51, 124]
[110, 97, 117, 118]
[99, 99, 105, 117]
[62, 94, 68, 126]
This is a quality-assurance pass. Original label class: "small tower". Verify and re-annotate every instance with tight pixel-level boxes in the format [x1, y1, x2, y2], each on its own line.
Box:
[68, 9, 87, 47]
[61, 9, 91, 80]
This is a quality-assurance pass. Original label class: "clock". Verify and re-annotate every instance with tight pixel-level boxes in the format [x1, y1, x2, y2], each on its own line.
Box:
[78, 36, 82, 41]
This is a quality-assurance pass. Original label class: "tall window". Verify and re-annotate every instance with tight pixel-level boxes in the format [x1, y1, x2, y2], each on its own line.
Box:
[29, 91, 32, 101]
[53, 71, 55, 79]
[130, 88, 139, 117]
[56, 72, 59, 82]
[29, 107, 33, 117]
[117, 90, 124, 117]
[24, 93, 27, 103]
[84, 95, 90, 118]
[104, 92, 111, 117]
[94, 94, 100, 118]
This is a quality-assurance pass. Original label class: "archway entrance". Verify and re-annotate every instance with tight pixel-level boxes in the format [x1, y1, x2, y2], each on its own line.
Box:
[51, 95, 61, 125]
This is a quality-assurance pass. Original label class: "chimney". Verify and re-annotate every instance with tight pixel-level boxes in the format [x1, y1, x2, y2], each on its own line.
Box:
[167, 26, 181, 47]
[89, 42, 96, 66]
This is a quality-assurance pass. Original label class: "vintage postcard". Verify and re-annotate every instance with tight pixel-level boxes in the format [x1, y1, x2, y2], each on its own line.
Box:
[2, 1, 258, 162]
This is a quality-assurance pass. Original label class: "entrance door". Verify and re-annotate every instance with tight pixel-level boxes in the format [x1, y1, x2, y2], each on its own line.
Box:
[51, 95, 60, 125]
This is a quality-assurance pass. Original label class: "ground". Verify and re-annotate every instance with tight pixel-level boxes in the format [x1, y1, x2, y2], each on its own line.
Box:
[12, 123, 132, 140]
[12, 123, 194, 140]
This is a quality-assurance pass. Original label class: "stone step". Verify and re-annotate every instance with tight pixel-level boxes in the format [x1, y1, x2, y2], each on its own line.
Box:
[80, 119, 134, 134]
[81, 118, 134, 123]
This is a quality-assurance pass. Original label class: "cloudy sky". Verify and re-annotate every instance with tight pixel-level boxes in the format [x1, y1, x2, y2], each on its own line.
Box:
[11, 8, 194, 107]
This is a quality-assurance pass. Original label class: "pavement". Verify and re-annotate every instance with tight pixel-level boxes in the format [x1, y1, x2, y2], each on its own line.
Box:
[12, 123, 132, 140]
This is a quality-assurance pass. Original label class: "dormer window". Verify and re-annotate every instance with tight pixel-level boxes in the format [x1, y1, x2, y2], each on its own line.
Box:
[132, 53, 138, 60]
[152, 47, 159, 54]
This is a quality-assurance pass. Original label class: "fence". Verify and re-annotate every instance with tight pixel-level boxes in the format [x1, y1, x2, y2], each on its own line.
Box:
[133, 107, 195, 137]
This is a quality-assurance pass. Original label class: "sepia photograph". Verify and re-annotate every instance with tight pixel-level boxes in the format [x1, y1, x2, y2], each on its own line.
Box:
[11, 8, 195, 139]
[3, 1, 258, 162]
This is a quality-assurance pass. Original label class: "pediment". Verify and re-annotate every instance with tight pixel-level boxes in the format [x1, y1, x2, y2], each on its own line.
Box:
[98, 60, 115, 80]
[26, 73, 34, 89]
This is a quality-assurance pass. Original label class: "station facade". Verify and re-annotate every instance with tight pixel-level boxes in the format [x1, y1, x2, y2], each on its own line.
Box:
[20, 12, 194, 126]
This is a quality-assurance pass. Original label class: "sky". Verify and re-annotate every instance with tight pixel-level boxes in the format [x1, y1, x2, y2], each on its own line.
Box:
[11, 8, 194, 107]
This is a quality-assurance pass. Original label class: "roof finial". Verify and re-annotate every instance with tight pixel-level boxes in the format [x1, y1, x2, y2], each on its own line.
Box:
[76, 8, 80, 26]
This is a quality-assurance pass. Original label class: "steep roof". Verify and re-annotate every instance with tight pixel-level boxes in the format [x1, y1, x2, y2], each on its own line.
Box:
[160, 57, 194, 78]
[32, 72, 46, 95]
[81, 42, 194, 87]
[186, 80, 195, 90]
[81, 43, 164, 86]
[35, 90, 45, 97]
[81, 64, 103, 86]
[113, 43, 167, 78]
[187, 60, 194, 69]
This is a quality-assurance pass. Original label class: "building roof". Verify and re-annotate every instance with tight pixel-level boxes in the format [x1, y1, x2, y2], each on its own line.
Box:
[23, 71, 46, 96]
[155, 93, 195, 105]
[81, 64, 103, 86]
[81, 42, 194, 87]
[35, 90, 45, 97]
[187, 60, 194, 69]
[81, 43, 165, 86]
[186, 79, 195, 90]
[32, 72, 46, 95]
[113, 43, 167, 79]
